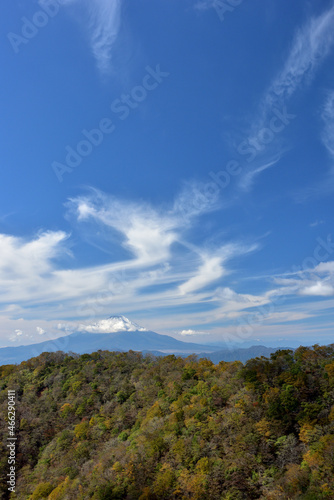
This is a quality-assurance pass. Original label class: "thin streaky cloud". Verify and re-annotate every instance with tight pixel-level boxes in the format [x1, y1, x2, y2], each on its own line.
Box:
[69, 192, 179, 266]
[272, 261, 334, 298]
[292, 90, 334, 201]
[263, 4, 334, 113]
[39, 0, 123, 75]
[85, 0, 122, 75]
[246, 4, 334, 141]
[239, 158, 280, 191]
[321, 90, 334, 162]
[179, 255, 226, 295]
[242, 5, 334, 196]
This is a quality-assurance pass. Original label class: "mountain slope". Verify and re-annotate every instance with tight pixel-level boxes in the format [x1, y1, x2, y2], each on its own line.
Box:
[0, 319, 220, 364]
[199, 345, 281, 363]
[0, 316, 290, 365]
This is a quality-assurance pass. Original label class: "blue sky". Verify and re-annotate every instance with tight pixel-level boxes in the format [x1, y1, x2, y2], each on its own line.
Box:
[1, 0, 334, 349]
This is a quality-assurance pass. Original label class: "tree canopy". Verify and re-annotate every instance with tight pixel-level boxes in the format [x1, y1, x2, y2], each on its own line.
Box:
[1, 345, 334, 499]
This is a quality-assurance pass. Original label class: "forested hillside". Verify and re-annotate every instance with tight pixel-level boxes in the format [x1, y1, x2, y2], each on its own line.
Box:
[1, 345, 334, 499]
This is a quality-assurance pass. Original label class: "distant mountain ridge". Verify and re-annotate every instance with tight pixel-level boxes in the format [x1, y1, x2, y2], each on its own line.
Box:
[0, 316, 291, 365]
[142, 345, 288, 363]
[0, 316, 218, 364]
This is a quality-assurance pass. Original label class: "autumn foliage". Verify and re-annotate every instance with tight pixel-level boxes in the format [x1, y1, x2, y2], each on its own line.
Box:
[1, 345, 334, 498]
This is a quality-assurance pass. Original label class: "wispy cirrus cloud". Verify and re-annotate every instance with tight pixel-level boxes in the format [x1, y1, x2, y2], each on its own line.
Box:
[40, 0, 123, 75]
[273, 260, 334, 297]
[173, 180, 221, 221]
[321, 90, 334, 163]
[70, 190, 180, 266]
[293, 89, 334, 201]
[179, 255, 227, 295]
[85, 0, 122, 75]
[178, 242, 256, 295]
[239, 158, 280, 191]
[236, 5, 334, 192]
[0, 230, 69, 282]
[260, 4, 334, 120]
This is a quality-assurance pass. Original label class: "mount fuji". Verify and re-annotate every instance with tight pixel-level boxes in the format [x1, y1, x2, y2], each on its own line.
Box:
[0, 316, 220, 364]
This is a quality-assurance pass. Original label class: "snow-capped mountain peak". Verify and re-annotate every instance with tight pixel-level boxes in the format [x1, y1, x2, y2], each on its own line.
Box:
[80, 315, 147, 334]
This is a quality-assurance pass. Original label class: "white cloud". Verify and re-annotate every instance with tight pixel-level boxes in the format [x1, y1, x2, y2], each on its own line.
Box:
[272, 260, 334, 298]
[179, 241, 258, 296]
[173, 181, 220, 222]
[36, 327, 46, 335]
[180, 329, 196, 335]
[239, 5, 334, 193]
[0, 231, 74, 305]
[321, 91, 334, 161]
[198, 3, 334, 114]
[213, 287, 271, 315]
[179, 255, 225, 295]
[262, 311, 312, 323]
[39, 0, 123, 75]
[310, 219, 325, 227]
[70, 192, 179, 266]
[243, 3, 334, 143]
[300, 281, 334, 297]
[0, 231, 68, 280]
[57, 323, 76, 333]
[85, 0, 122, 74]
[179, 329, 208, 336]
[293, 90, 334, 201]
[8, 328, 34, 344]
[0, 314, 68, 347]
[239, 158, 280, 191]
[263, 5, 334, 112]
[316, 261, 334, 273]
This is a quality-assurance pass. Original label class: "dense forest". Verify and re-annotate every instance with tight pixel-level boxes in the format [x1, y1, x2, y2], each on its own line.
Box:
[1, 345, 334, 499]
